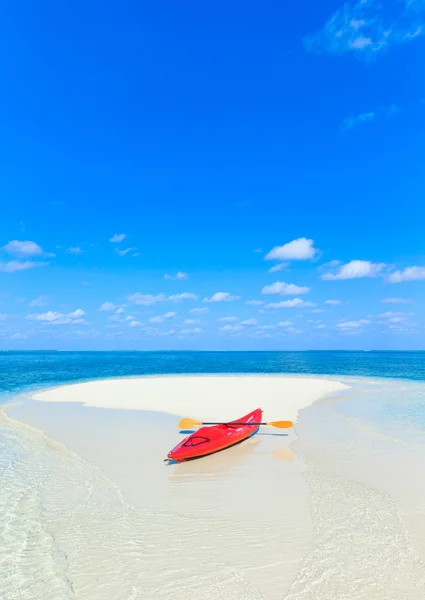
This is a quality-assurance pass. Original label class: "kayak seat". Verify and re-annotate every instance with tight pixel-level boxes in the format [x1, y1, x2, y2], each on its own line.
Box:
[182, 436, 209, 447]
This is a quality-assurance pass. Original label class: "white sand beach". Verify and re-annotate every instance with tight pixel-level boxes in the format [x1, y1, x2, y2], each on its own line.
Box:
[29, 374, 349, 422]
[6, 375, 348, 600]
[5, 374, 425, 600]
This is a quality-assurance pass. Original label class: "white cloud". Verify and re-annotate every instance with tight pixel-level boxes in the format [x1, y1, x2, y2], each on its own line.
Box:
[253, 331, 277, 339]
[385, 104, 402, 117]
[304, 0, 425, 60]
[115, 307, 125, 314]
[168, 293, 197, 302]
[278, 321, 293, 327]
[190, 307, 208, 314]
[99, 302, 116, 311]
[325, 299, 342, 305]
[268, 263, 287, 273]
[219, 324, 244, 333]
[337, 319, 370, 330]
[342, 111, 376, 130]
[142, 327, 176, 337]
[255, 325, 276, 330]
[204, 292, 241, 303]
[59, 328, 100, 339]
[378, 311, 413, 323]
[180, 327, 202, 334]
[164, 271, 188, 280]
[381, 297, 413, 304]
[128, 293, 167, 306]
[253, 248, 263, 253]
[317, 324, 326, 329]
[321, 260, 386, 280]
[27, 309, 86, 325]
[149, 312, 176, 324]
[388, 316, 407, 324]
[320, 259, 341, 270]
[129, 320, 143, 327]
[261, 281, 310, 296]
[240, 318, 258, 326]
[245, 300, 264, 306]
[163, 329, 176, 336]
[10, 332, 28, 340]
[286, 327, 302, 334]
[218, 316, 238, 322]
[267, 298, 315, 309]
[108, 314, 124, 323]
[0, 260, 49, 273]
[2, 240, 53, 257]
[341, 105, 401, 131]
[109, 234, 126, 243]
[1, 240, 53, 271]
[388, 266, 425, 283]
[184, 318, 200, 325]
[67, 247, 84, 254]
[265, 237, 318, 261]
[63, 309, 85, 319]
[312, 308, 325, 314]
[149, 315, 164, 323]
[29, 296, 49, 307]
[115, 247, 136, 256]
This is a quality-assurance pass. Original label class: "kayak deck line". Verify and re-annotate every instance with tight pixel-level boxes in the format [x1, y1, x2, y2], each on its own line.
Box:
[164, 428, 259, 464]
[167, 408, 262, 462]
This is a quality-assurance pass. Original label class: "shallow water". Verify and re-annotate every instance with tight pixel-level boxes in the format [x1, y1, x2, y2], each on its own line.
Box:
[1, 406, 311, 600]
[291, 378, 425, 599]
[2, 352, 425, 599]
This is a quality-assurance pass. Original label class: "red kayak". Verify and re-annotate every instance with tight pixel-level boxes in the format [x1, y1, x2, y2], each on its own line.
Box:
[167, 408, 262, 462]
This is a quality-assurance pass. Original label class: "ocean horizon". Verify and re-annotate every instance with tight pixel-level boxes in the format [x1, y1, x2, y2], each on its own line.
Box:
[3, 351, 425, 405]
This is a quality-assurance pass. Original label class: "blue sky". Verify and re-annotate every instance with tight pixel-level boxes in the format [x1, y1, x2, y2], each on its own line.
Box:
[0, 0, 424, 350]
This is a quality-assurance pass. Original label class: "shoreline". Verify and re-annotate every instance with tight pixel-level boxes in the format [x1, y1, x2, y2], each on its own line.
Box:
[4, 373, 425, 599]
[3, 371, 416, 416]
[27, 374, 351, 422]
[4, 374, 349, 600]
[287, 379, 425, 599]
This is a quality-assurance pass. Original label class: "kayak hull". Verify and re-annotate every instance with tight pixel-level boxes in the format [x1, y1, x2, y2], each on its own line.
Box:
[167, 408, 262, 462]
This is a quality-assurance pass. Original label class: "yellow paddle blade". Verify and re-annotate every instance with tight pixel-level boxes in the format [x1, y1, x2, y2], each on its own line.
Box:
[178, 418, 293, 429]
[267, 420, 293, 428]
[178, 417, 202, 429]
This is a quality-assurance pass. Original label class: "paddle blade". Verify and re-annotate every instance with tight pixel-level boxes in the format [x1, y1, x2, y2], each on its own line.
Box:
[178, 417, 202, 429]
[267, 420, 293, 429]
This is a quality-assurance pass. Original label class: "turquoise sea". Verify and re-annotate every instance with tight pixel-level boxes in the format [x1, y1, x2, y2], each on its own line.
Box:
[1, 351, 425, 599]
[2, 350, 425, 434]
[2, 350, 425, 397]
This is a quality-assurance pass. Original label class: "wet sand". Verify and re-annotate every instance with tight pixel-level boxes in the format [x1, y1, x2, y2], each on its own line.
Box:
[5, 375, 348, 599]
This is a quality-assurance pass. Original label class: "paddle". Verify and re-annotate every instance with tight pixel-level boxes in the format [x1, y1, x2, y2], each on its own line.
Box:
[178, 417, 293, 429]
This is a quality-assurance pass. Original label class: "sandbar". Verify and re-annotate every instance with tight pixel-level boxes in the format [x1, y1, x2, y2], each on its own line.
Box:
[7, 375, 349, 600]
